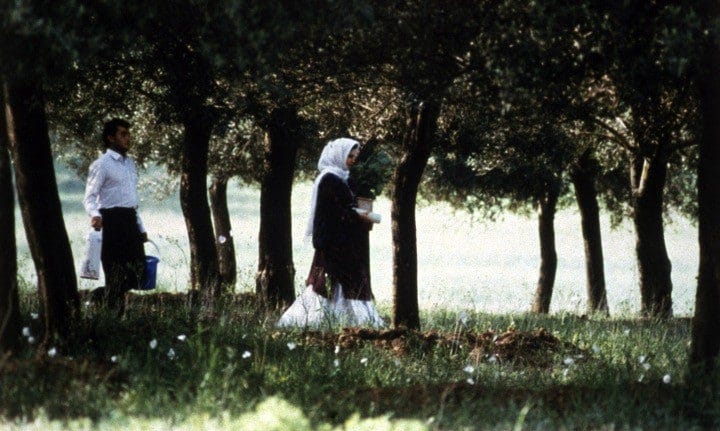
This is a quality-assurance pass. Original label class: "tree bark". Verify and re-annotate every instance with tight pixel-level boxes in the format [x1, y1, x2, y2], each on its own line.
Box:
[209, 176, 237, 291]
[0, 87, 20, 354]
[256, 107, 299, 308]
[391, 100, 441, 330]
[531, 178, 561, 314]
[570, 151, 609, 315]
[4, 80, 78, 343]
[630, 150, 673, 318]
[691, 29, 720, 373]
[180, 113, 221, 305]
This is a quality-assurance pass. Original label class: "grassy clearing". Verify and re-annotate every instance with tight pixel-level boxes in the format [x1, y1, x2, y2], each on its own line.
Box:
[28, 163, 700, 317]
[1, 290, 718, 430]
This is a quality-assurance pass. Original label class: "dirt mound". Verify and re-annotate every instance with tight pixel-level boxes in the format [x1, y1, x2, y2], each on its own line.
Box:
[294, 327, 581, 367]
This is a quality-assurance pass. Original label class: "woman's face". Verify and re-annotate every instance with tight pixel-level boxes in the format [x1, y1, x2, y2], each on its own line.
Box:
[345, 148, 359, 168]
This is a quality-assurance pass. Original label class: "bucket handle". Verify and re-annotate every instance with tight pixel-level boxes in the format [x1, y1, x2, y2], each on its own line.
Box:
[145, 239, 160, 259]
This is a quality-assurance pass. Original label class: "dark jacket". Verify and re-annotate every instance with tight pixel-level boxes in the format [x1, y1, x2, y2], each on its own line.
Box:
[308, 174, 371, 300]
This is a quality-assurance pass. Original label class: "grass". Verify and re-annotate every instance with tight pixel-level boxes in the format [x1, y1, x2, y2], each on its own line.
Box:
[1, 287, 718, 430]
[3, 163, 711, 429]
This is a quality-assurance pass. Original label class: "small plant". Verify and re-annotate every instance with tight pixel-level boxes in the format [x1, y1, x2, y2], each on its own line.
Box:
[350, 140, 393, 200]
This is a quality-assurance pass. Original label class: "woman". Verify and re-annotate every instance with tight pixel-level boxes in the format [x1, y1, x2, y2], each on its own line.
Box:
[278, 138, 385, 328]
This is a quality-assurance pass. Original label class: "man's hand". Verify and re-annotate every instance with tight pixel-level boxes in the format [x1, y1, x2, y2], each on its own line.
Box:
[91, 216, 102, 231]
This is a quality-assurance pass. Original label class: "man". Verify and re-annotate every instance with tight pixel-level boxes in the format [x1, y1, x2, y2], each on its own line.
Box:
[83, 118, 148, 314]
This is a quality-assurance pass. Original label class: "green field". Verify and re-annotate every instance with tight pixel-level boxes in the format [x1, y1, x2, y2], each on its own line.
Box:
[18, 163, 699, 317]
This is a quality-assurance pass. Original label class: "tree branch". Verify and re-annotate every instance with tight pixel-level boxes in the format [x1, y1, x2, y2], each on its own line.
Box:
[590, 117, 636, 152]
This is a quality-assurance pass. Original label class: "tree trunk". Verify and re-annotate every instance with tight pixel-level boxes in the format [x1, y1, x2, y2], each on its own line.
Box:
[0, 86, 20, 354]
[4, 80, 78, 344]
[691, 31, 720, 373]
[391, 100, 441, 330]
[570, 151, 609, 315]
[630, 151, 673, 318]
[180, 113, 221, 305]
[209, 176, 237, 291]
[531, 178, 561, 314]
[256, 107, 299, 308]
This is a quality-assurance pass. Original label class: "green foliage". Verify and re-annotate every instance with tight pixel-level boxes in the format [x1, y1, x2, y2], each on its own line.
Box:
[350, 146, 394, 199]
[11, 397, 428, 430]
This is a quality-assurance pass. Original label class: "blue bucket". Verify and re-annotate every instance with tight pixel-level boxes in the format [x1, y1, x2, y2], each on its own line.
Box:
[139, 240, 160, 290]
[140, 255, 159, 290]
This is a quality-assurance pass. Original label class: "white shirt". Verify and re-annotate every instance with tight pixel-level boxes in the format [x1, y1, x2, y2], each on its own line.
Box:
[83, 149, 145, 233]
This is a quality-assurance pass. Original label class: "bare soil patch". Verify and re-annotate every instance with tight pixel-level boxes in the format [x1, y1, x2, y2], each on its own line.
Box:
[289, 326, 583, 367]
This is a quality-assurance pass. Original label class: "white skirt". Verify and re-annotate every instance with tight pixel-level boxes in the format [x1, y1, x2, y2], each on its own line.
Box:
[277, 284, 385, 329]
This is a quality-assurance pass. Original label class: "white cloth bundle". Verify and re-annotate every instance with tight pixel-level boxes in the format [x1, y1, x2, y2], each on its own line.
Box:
[353, 208, 382, 223]
[79, 229, 102, 280]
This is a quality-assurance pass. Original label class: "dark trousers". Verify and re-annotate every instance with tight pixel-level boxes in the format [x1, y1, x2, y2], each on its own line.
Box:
[100, 207, 145, 313]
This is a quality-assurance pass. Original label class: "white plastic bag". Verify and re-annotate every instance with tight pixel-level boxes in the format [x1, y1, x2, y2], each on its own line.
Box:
[79, 229, 102, 280]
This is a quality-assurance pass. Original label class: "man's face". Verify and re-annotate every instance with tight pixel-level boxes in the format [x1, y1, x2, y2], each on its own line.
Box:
[108, 126, 131, 151]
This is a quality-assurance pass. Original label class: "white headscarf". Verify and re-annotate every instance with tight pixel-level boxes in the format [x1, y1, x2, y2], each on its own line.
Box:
[305, 138, 359, 239]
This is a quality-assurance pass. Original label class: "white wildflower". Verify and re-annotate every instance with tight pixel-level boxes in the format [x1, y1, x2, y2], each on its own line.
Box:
[638, 374, 644, 383]
[662, 374, 671, 384]
[177, 334, 187, 342]
[27, 336, 35, 344]
[463, 365, 475, 374]
[84, 301, 91, 308]
[287, 342, 297, 351]
[488, 354, 498, 363]
[638, 355, 646, 364]
[242, 350, 251, 359]
[623, 328, 631, 336]
[458, 311, 468, 325]
[466, 378, 475, 385]
[642, 362, 651, 371]
[167, 348, 176, 360]
[30, 313, 38, 320]
[111, 355, 119, 363]
[334, 345, 340, 354]
[333, 358, 340, 367]
[22, 327, 30, 337]
[47, 347, 57, 358]
[563, 369, 569, 377]
[218, 235, 227, 244]
[563, 357, 575, 366]
[149, 339, 158, 349]
[360, 357, 368, 365]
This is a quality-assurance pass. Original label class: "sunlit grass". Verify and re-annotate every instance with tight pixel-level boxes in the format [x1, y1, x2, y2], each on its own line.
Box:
[16, 162, 699, 318]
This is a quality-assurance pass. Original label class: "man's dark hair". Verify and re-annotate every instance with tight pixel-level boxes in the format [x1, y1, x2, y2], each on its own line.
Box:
[102, 118, 131, 147]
